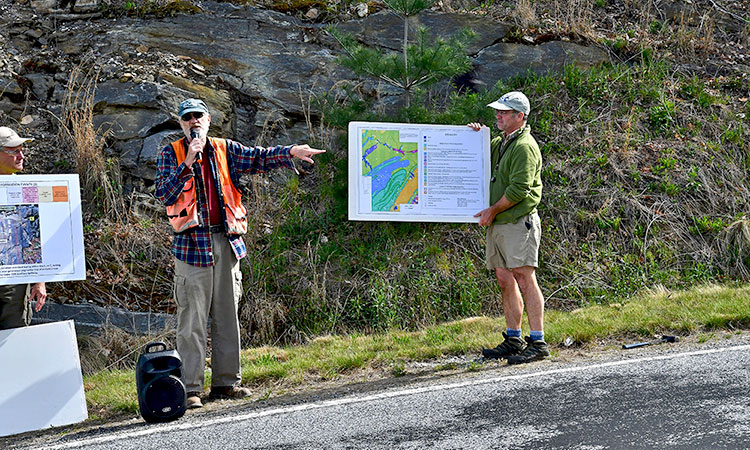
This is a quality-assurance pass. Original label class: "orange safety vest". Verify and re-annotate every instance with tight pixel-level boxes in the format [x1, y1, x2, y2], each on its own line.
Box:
[166, 137, 248, 235]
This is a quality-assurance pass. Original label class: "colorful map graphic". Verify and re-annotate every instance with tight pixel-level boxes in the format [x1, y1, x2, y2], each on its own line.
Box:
[361, 130, 418, 212]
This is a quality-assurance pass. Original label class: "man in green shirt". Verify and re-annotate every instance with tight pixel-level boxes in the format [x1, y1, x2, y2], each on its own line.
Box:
[468, 91, 548, 364]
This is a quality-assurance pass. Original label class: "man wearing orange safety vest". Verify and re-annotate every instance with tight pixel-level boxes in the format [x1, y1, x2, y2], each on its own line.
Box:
[155, 98, 324, 409]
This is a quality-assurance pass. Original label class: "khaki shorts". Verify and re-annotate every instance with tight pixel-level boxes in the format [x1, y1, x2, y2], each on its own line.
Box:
[486, 212, 541, 270]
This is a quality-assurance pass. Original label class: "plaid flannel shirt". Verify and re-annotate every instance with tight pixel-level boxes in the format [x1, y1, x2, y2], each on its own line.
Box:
[155, 137, 295, 267]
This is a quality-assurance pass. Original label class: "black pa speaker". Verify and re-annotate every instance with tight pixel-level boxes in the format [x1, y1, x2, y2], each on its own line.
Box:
[136, 341, 187, 423]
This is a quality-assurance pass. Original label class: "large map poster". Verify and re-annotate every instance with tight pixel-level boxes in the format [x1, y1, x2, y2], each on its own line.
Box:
[0, 174, 85, 284]
[349, 121, 490, 222]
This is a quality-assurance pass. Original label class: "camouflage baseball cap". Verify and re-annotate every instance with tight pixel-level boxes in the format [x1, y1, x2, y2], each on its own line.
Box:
[177, 98, 209, 118]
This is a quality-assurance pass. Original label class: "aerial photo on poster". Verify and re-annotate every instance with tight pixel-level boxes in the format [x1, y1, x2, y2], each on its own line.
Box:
[0, 204, 41, 265]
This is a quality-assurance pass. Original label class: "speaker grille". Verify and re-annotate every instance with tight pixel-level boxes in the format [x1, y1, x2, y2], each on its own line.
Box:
[144, 376, 185, 417]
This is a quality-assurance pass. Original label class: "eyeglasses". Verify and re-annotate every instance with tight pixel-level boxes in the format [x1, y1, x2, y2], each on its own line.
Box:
[1, 148, 23, 156]
[496, 110, 518, 116]
[181, 112, 205, 122]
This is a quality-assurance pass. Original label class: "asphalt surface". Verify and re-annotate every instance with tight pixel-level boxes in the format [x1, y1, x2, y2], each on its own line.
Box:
[20, 340, 750, 450]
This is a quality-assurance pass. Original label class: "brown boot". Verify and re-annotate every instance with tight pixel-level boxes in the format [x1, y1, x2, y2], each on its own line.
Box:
[186, 392, 203, 409]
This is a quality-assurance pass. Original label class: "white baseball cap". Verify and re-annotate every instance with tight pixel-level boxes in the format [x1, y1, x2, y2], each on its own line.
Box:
[0, 127, 33, 148]
[487, 91, 530, 115]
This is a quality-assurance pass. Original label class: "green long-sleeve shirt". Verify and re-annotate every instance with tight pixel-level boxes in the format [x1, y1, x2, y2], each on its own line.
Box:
[489, 125, 542, 224]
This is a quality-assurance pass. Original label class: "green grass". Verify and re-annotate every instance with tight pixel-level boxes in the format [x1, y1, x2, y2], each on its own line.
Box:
[546, 284, 750, 343]
[83, 371, 139, 419]
[82, 283, 750, 418]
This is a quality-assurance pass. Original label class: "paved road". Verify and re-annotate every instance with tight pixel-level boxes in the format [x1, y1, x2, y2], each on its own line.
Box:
[30, 343, 749, 450]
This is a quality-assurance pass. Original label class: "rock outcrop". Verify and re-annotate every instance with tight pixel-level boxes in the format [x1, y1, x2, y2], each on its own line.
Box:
[1, 0, 609, 189]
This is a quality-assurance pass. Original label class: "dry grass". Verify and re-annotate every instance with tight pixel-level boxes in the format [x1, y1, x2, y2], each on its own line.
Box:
[467, 0, 744, 70]
[60, 66, 124, 220]
[50, 65, 177, 312]
[236, 80, 348, 346]
[551, 0, 595, 37]
[78, 326, 176, 375]
[513, 0, 537, 29]
[716, 220, 750, 280]
[676, 11, 717, 55]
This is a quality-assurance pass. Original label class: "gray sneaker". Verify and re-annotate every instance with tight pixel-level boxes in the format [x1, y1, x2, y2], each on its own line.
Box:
[507, 336, 550, 365]
[482, 332, 526, 359]
[209, 385, 252, 400]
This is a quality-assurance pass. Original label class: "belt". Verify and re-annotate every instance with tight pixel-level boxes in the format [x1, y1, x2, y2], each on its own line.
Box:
[208, 225, 225, 233]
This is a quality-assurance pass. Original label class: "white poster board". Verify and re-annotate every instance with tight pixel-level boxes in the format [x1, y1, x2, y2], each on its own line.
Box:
[0, 320, 88, 437]
[348, 121, 490, 222]
[0, 174, 85, 284]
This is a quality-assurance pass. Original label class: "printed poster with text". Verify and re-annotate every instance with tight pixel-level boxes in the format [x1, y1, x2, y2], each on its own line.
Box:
[348, 121, 490, 222]
[0, 174, 85, 284]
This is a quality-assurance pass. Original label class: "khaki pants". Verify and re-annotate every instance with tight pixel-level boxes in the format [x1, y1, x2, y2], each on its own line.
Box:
[486, 212, 541, 270]
[0, 284, 31, 330]
[174, 233, 243, 393]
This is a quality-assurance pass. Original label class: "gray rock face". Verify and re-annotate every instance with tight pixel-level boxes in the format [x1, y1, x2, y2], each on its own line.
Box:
[336, 10, 510, 55]
[0, 77, 24, 99]
[0, 76, 24, 117]
[137, 130, 183, 180]
[0, 98, 17, 115]
[93, 80, 168, 112]
[473, 41, 609, 89]
[29, 0, 56, 14]
[101, 6, 347, 116]
[91, 79, 233, 180]
[3, 1, 611, 189]
[93, 108, 170, 141]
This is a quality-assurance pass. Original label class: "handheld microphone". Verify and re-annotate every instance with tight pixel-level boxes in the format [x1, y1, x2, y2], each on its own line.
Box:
[190, 129, 202, 161]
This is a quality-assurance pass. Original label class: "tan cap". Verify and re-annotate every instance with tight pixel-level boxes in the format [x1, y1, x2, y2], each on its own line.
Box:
[0, 127, 34, 148]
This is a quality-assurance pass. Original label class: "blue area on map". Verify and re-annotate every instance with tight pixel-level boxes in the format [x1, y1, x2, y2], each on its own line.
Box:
[362, 144, 377, 171]
[368, 156, 410, 194]
[364, 144, 377, 158]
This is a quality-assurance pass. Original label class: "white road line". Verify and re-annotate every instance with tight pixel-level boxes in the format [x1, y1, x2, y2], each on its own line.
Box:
[40, 343, 750, 450]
